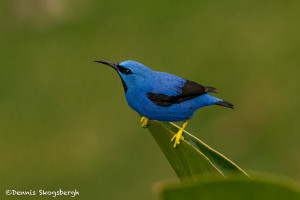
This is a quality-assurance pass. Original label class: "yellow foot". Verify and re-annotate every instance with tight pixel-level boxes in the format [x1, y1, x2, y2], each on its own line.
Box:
[170, 119, 190, 148]
[140, 116, 149, 128]
[171, 130, 184, 148]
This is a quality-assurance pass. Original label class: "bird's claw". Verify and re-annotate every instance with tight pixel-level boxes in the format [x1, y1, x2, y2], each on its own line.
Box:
[171, 130, 184, 148]
[140, 116, 149, 128]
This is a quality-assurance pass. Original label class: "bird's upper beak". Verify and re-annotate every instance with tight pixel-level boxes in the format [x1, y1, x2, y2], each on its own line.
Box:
[94, 60, 118, 70]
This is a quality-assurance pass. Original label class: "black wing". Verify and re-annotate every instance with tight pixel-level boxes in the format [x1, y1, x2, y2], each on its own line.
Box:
[147, 80, 217, 107]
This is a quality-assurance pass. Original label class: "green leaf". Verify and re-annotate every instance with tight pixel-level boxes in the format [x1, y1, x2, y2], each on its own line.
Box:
[157, 176, 300, 200]
[147, 120, 248, 181]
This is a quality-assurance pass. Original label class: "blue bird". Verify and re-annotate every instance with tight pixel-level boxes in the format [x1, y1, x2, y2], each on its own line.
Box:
[95, 60, 233, 148]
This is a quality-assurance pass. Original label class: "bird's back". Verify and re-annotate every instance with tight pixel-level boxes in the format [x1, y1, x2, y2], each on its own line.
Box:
[147, 71, 186, 96]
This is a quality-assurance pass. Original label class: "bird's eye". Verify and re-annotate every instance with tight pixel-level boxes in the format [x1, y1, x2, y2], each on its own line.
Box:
[117, 66, 133, 75]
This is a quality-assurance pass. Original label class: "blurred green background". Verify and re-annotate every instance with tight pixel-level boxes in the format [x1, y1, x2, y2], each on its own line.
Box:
[0, 0, 299, 199]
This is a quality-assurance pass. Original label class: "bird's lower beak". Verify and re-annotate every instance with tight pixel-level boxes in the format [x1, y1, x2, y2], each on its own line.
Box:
[94, 60, 118, 70]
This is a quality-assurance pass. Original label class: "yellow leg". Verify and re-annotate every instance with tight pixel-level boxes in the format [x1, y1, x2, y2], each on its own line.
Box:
[140, 116, 149, 128]
[171, 119, 190, 148]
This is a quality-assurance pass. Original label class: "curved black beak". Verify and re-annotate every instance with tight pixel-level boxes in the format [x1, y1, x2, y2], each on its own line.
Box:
[94, 60, 118, 70]
[94, 60, 128, 92]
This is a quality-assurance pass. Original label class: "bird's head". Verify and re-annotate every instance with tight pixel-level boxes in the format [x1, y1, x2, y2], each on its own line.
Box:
[94, 60, 153, 92]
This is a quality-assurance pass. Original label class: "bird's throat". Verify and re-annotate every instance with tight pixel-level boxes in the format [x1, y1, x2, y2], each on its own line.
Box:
[117, 73, 127, 92]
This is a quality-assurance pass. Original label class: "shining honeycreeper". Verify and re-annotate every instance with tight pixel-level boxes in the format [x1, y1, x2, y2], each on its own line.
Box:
[95, 60, 233, 148]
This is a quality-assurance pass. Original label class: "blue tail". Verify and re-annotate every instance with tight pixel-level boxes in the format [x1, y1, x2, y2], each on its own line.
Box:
[215, 100, 234, 109]
[198, 93, 234, 109]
